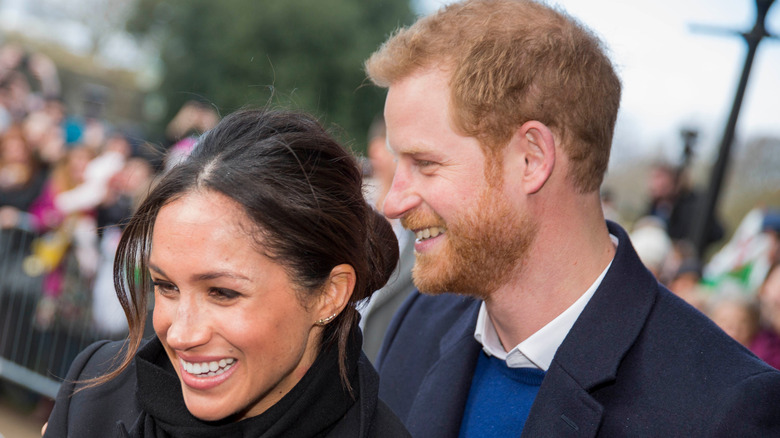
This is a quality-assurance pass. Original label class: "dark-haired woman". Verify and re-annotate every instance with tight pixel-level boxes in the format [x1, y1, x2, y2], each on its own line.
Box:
[43, 109, 410, 437]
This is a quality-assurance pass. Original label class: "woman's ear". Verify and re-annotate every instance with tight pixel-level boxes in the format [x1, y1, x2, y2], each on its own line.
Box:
[315, 264, 356, 324]
[510, 120, 556, 194]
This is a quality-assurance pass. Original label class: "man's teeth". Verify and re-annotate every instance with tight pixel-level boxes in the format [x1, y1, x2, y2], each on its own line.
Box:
[415, 227, 445, 241]
[181, 358, 235, 377]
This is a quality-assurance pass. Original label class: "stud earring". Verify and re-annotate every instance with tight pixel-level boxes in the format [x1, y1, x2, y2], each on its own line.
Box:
[315, 313, 338, 326]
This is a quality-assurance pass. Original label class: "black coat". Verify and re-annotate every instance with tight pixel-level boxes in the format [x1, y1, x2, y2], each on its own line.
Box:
[45, 332, 410, 437]
[377, 221, 780, 437]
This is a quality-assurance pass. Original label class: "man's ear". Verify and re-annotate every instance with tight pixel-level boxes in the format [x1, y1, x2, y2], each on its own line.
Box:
[315, 264, 356, 324]
[510, 120, 556, 194]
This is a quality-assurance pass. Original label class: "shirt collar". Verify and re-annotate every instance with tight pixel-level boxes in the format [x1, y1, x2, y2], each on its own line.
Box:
[474, 234, 618, 370]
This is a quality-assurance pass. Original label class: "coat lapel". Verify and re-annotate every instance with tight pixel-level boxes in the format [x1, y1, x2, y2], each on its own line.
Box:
[522, 222, 659, 437]
[521, 362, 604, 437]
[405, 300, 482, 438]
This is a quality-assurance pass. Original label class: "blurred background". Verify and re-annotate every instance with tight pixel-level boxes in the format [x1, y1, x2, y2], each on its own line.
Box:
[0, 0, 777, 436]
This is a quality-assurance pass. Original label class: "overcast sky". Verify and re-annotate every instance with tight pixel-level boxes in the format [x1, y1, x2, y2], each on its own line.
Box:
[415, 0, 780, 165]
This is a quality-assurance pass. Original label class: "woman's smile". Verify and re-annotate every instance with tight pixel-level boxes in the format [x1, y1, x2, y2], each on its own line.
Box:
[178, 356, 239, 391]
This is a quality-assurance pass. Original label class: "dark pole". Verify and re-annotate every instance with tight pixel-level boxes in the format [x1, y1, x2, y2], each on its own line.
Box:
[692, 0, 776, 258]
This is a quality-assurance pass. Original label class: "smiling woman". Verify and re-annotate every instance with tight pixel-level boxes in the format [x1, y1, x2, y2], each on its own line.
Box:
[42, 109, 409, 437]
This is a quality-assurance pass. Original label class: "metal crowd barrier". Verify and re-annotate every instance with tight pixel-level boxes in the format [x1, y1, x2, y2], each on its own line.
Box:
[0, 227, 103, 399]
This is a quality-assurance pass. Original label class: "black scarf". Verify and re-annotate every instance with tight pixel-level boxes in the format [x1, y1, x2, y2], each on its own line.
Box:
[123, 333, 359, 438]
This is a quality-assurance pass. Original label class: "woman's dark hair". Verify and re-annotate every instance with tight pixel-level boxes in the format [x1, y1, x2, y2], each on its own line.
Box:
[98, 108, 399, 391]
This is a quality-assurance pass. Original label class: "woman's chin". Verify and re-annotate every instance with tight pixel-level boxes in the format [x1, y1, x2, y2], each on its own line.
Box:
[183, 398, 233, 423]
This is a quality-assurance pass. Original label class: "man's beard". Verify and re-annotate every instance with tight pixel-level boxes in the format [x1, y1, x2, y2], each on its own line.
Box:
[401, 188, 538, 300]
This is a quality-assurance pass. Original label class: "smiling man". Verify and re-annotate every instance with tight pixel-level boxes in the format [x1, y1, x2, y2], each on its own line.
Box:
[365, 1, 780, 437]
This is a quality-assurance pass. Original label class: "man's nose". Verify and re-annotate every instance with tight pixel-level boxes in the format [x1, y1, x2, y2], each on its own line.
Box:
[382, 164, 421, 220]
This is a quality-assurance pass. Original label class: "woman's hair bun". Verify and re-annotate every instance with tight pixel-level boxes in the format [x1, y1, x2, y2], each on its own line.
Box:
[363, 207, 399, 296]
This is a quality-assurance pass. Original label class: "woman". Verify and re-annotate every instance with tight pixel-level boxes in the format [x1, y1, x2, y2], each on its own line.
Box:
[43, 109, 408, 437]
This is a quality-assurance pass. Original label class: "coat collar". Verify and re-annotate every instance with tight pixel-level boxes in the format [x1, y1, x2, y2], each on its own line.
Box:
[522, 221, 659, 437]
[554, 221, 657, 389]
[405, 297, 482, 438]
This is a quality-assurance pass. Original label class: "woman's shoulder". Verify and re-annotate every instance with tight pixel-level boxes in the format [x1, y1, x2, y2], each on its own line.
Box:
[44, 339, 144, 437]
[368, 400, 412, 438]
[74, 340, 126, 371]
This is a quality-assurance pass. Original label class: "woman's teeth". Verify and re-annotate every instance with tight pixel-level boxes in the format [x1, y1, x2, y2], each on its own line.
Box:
[181, 358, 235, 377]
[416, 226, 445, 241]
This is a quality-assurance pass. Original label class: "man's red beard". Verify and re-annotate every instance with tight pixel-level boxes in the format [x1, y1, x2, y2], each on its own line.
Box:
[401, 188, 537, 300]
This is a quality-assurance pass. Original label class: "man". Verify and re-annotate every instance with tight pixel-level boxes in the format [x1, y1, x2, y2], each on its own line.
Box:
[364, 1, 780, 436]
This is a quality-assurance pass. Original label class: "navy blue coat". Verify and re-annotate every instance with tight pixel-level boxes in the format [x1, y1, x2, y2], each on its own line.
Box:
[377, 222, 780, 437]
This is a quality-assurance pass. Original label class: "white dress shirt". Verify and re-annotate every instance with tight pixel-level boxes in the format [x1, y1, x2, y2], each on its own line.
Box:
[474, 235, 618, 370]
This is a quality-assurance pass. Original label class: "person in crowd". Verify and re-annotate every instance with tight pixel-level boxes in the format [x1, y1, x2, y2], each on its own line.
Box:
[364, 0, 780, 436]
[629, 216, 673, 281]
[708, 294, 761, 348]
[0, 124, 46, 228]
[599, 188, 623, 226]
[163, 100, 219, 171]
[360, 115, 417, 363]
[645, 162, 723, 252]
[43, 108, 410, 437]
[751, 262, 780, 369]
[25, 146, 96, 328]
[23, 107, 66, 171]
[763, 210, 780, 268]
[91, 155, 155, 338]
[55, 130, 130, 216]
[0, 44, 60, 123]
[668, 257, 707, 311]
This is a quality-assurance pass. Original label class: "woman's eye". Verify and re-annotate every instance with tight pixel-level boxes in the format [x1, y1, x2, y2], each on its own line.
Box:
[209, 288, 240, 301]
[152, 281, 178, 296]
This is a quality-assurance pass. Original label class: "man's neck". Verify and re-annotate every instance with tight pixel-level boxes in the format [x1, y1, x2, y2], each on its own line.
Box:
[484, 213, 616, 349]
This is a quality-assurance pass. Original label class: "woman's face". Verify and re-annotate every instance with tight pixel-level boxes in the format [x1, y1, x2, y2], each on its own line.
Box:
[150, 190, 323, 421]
[1, 132, 29, 163]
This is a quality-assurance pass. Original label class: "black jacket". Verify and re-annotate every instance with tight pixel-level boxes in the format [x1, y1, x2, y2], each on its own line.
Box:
[45, 332, 409, 437]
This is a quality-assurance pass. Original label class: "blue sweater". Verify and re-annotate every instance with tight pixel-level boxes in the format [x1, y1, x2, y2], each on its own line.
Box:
[459, 352, 546, 437]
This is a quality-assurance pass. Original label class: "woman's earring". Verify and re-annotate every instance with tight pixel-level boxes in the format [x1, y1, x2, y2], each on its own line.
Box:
[315, 313, 338, 326]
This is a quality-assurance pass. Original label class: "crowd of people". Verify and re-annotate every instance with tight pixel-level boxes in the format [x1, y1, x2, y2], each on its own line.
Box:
[623, 161, 780, 370]
[0, 43, 215, 340]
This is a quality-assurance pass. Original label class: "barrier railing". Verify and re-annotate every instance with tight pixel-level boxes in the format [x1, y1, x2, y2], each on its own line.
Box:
[0, 227, 104, 399]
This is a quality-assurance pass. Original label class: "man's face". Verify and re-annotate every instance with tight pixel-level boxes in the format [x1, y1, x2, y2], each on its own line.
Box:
[383, 68, 537, 299]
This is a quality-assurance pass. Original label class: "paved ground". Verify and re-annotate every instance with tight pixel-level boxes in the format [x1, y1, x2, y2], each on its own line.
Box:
[0, 399, 43, 438]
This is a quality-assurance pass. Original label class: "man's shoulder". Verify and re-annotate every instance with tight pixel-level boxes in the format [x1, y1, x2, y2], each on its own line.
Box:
[396, 291, 479, 329]
[378, 291, 480, 358]
[647, 288, 776, 378]
[376, 292, 482, 425]
[641, 295, 780, 434]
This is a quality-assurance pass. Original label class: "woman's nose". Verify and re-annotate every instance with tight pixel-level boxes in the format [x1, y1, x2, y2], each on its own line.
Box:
[160, 296, 211, 350]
